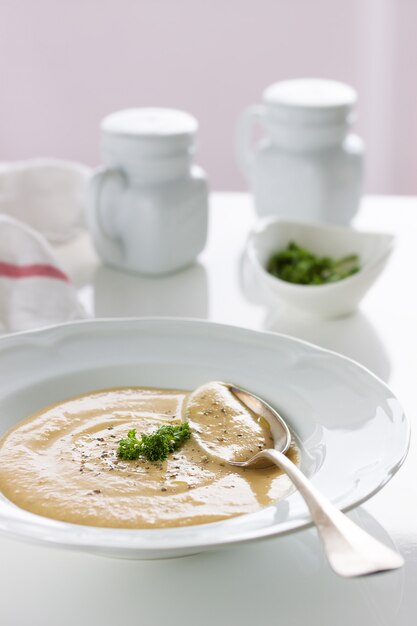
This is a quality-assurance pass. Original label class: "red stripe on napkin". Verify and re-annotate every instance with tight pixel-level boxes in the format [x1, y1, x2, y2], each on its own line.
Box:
[0, 261, 69, 282]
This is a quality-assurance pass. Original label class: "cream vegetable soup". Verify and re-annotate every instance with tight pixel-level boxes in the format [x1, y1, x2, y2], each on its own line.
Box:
[0, 382, 299, 529]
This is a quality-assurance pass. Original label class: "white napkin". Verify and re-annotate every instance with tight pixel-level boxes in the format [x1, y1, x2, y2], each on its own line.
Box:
[0, 159, 91, 242]
[0, 160, 91, 333]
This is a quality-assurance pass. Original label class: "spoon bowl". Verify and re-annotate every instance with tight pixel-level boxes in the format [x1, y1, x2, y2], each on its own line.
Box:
[226, 384, 291, 466]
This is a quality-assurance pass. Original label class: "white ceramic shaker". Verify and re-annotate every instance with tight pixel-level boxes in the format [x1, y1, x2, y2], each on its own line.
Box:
[237, 79, 364, 224]
[87, 108, 208, 275]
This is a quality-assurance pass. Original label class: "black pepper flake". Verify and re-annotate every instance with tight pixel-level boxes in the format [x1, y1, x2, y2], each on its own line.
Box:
[96, 437, 104, 442]
[93, 489, 101, 494]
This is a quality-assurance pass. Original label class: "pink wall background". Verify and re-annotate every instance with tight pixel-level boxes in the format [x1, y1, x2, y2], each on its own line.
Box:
[0, 0, 415, 193]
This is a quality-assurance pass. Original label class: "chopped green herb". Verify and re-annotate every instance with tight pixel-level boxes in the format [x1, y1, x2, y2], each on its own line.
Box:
[117, 422, 191, 462]
[267, 241, 360, 285]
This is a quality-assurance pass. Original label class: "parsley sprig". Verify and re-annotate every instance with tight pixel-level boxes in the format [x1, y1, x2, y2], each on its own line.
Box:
[117, 422, 191, 462]
[267, 242, 360, 285]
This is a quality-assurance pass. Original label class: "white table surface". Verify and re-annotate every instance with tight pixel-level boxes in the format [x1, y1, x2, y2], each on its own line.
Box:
[1, 193, 416, 625]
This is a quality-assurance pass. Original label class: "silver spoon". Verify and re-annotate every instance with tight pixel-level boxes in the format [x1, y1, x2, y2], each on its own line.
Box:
[225, 383, 404, 578]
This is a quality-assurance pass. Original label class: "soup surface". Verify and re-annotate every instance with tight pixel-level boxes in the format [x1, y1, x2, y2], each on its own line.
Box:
[0, 382, 299, 528]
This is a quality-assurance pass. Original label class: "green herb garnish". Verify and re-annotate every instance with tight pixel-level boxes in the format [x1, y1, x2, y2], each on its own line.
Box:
[117, 422, 191, 462]
[267, 242, 360, 285]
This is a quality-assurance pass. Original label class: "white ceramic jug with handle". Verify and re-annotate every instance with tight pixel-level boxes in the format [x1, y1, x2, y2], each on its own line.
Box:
[87, 108, 208, 276]
[237, 79, 364, 225]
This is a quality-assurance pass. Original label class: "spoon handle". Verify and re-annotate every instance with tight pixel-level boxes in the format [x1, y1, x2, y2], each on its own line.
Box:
[264, 448, 404, 577]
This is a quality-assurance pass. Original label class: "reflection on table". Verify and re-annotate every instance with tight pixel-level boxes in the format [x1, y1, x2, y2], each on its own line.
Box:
[93, 261, 209, 320]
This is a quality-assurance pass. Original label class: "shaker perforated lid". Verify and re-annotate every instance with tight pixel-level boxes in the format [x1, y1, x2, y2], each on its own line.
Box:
[102, 108, 198, 138]
[263, 79, 357, 124]
[101, 108, 198, 158]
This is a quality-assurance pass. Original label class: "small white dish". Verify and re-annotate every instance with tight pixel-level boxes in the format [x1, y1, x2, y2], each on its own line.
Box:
[0, 319, 408, 559]
[247, 218, 395, 318]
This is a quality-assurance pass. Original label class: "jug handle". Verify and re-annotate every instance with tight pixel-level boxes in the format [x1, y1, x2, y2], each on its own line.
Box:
[236, 105, 264, 178]
[86, 166, 126, 266]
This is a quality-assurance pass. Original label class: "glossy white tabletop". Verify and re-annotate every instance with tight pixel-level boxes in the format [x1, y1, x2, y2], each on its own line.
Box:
[1, 193, 416, 625]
